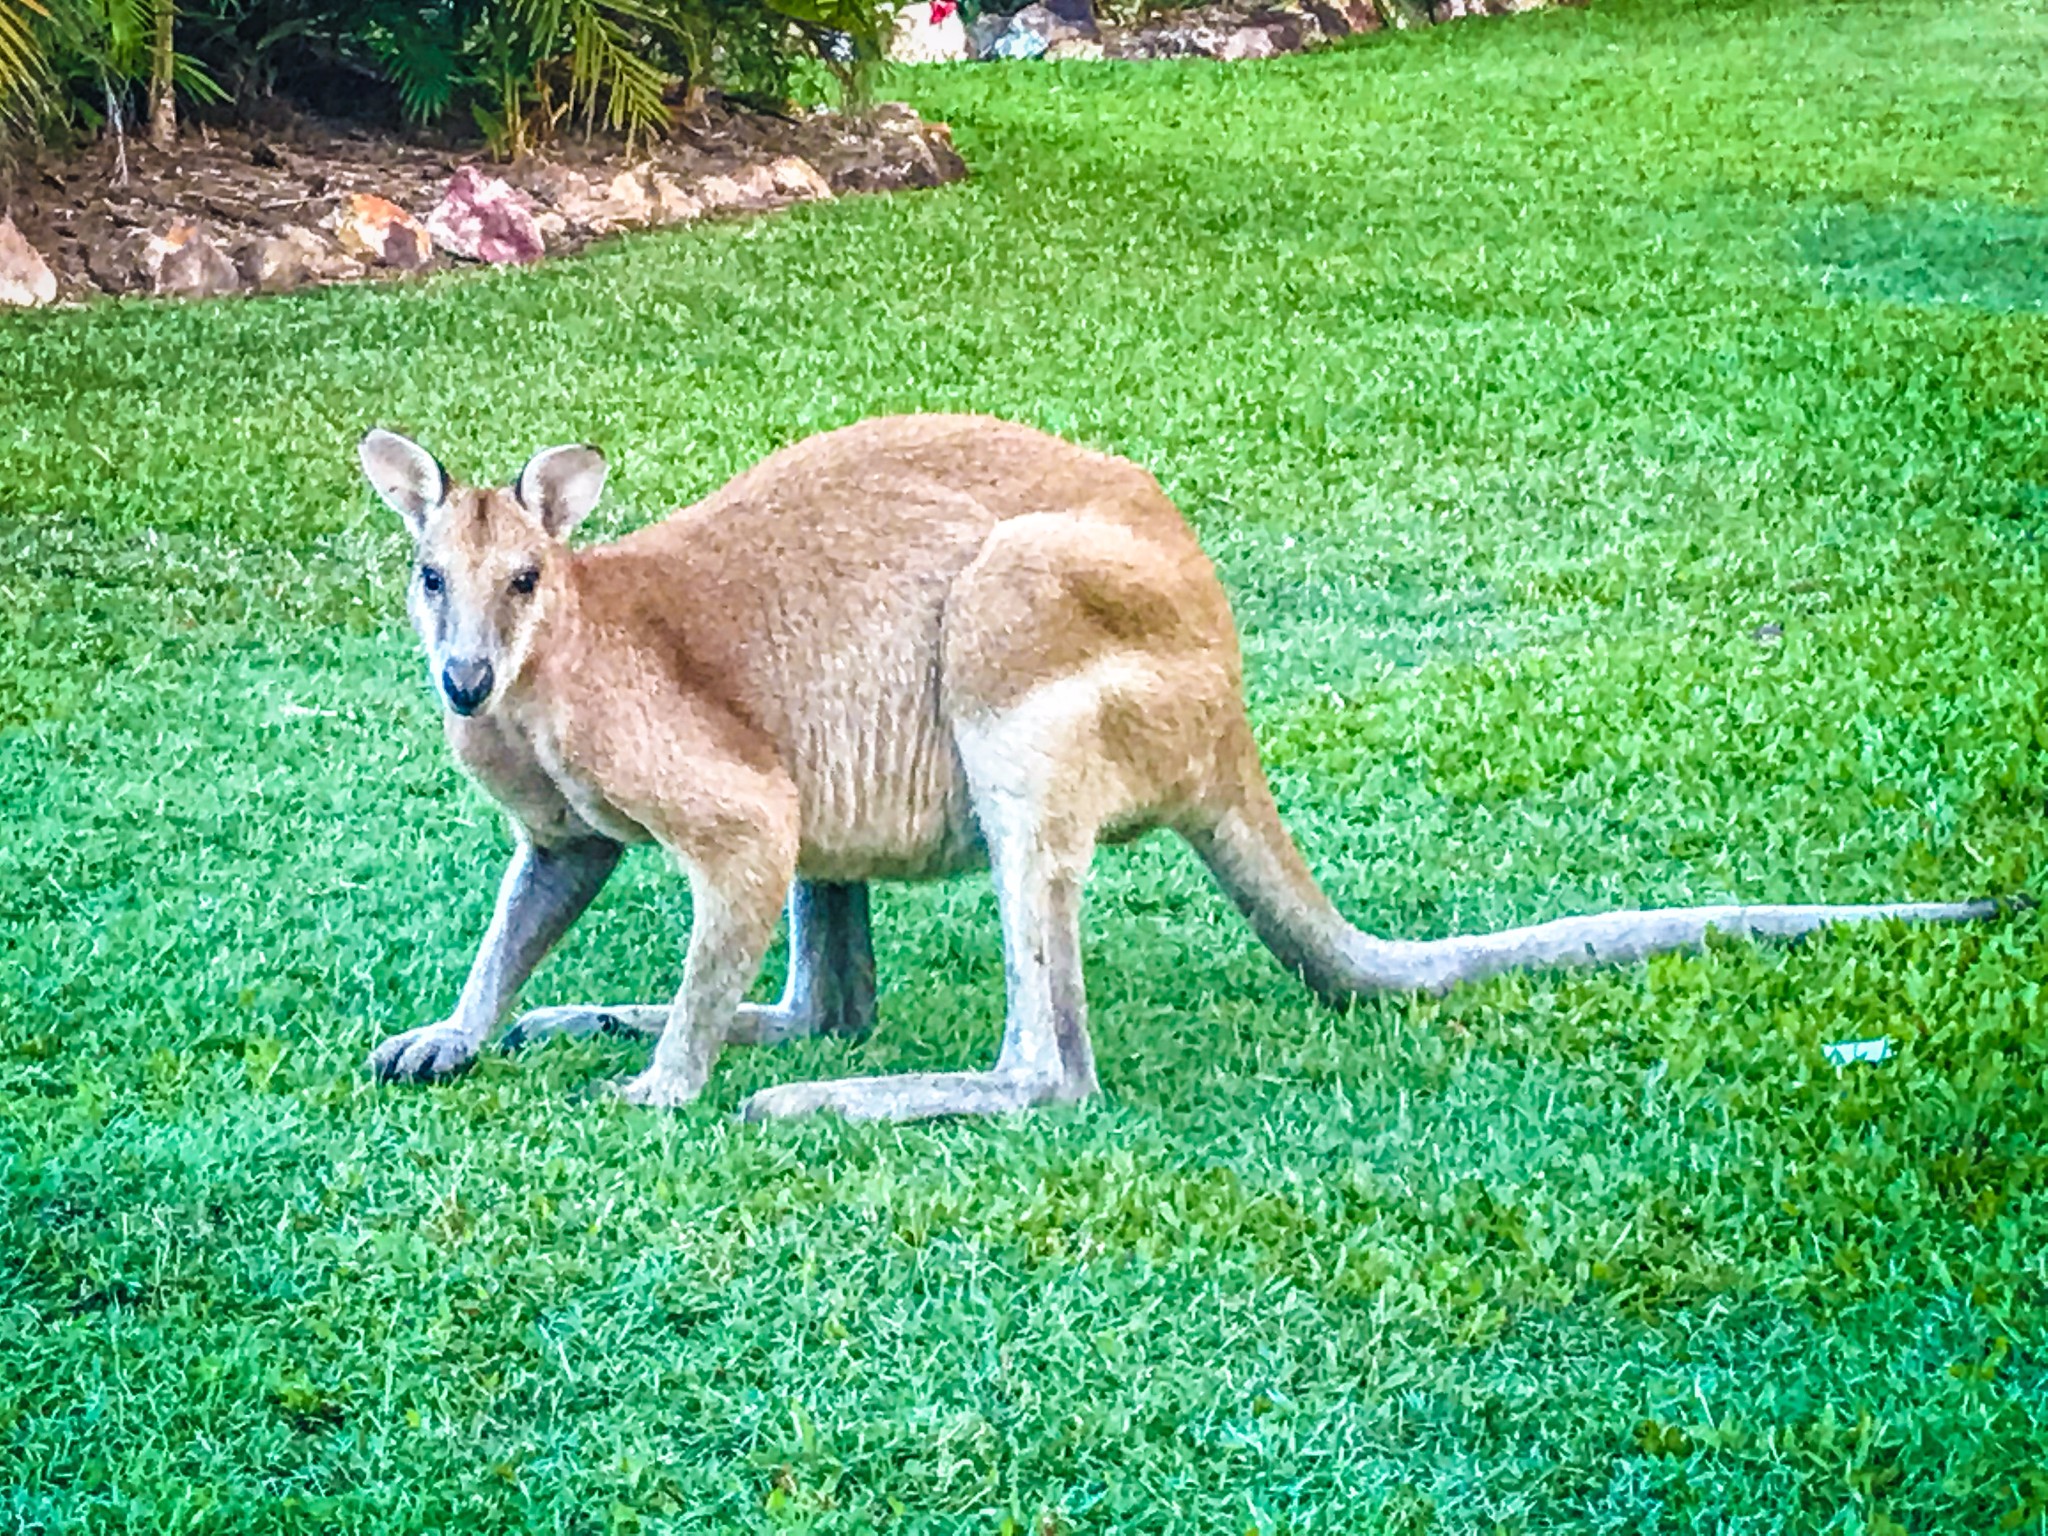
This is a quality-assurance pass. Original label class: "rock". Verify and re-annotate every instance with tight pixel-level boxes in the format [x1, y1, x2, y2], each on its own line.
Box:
[332, 193, 431, 269]
[1302, 0, 1384, 33]
[83, 227, 153, 294]
[153, 225, 243, 298]
[1003, 0, 1094, 47]
[523, 166, 602, 232]
[921, 123, 968, 184]
[736, 162, 781, 202]
[529, 166, 664, 235]
[523, 162, 591, 208]
[768, 156, 834, 201]
[967, 11, 1013, 56]
[235, 233, 298, 291]
[829, 114, 968, 193]
[869, 101, 929, 131]
[649, 172, 704, 224]
[693, 173, 746, 212]
[889, 0, 970, 62]
[700, 162, 780, 211]
[0, 215, 59, 307]
[1107, 21, 1227, 57]
[1248, 8, 1310, 48]
[988, 25, 1049, 58]
[979, 0, 1086, 56]
[1219, 23, 1280, 56]
[1103, 2, 1324, 57]
[237, 225, 352, 293]
[1044, 35, 1105, 57]
[426, 166, 545, 265]
[595, 169, 655, 228]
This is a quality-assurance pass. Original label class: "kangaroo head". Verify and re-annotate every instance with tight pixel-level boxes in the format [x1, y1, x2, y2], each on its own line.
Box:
[358, 429, 607, 718]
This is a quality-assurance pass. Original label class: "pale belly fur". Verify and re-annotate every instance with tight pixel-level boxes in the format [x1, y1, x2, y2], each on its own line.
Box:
[775, 626, 985, 884]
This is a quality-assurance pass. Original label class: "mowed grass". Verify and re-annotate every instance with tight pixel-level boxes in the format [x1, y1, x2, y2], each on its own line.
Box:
[4, 0, 2048, 1529]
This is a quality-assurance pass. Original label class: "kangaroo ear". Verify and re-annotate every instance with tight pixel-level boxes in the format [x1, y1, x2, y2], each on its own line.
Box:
[358, 429, 448, 538]
[515, 444, 607, 538]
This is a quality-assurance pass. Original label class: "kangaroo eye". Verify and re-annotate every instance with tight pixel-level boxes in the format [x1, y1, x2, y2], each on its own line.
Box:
[420, 566, 445, 595]
[509, 567, 540, 596]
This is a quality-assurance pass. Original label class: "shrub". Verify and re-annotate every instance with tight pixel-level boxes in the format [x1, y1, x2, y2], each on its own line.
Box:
[0, 0, 889, 161]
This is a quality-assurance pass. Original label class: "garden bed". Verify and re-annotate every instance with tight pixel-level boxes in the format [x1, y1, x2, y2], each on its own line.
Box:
[893, 0, 1579, 64]
[0, 94, 966, 306]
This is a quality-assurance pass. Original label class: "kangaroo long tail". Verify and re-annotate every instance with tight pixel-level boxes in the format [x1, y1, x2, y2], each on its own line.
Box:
[1184, 778, 2006, 1001]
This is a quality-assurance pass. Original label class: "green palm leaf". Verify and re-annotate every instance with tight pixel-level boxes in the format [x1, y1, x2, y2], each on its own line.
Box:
[510, 0, 678, 140]
[0, 0, 54, 119]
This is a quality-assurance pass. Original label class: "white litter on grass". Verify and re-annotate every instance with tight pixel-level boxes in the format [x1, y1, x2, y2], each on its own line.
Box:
[1822, 1037, 1892, 1068]
[278, 702, 337, 719]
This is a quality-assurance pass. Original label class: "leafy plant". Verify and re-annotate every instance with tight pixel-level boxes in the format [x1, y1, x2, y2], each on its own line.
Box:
[757, 0, 885, 110]
[360, 0, 690, 157]
[20, 0, 221, 164]
[1, 0, 825, 163]
[0, 0, 53, 126]
[359, 2, 477, 125]
[515, 0, 681, 144]
[170, 1, 329, 117]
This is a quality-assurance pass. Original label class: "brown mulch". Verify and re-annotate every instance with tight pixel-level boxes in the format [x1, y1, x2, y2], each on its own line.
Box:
[0, 94, 967, 303]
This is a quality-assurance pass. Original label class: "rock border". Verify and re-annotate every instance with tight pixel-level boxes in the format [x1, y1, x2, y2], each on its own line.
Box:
[891, 0, 1583, 64]
[0, 101, 966, 309]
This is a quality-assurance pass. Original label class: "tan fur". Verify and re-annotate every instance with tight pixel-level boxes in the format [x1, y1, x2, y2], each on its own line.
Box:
[357, 415, 2003, 1119]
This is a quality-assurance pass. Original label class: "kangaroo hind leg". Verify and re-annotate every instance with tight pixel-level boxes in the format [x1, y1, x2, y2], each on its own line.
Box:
[738, 510, 1231, 1122]
[739, 716, 1099, 1123]
[732, 880, 878, 1043]
[503, 879, 877, 1051]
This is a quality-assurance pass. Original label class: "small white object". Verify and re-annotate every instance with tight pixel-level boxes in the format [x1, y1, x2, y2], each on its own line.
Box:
[1822, 1037, 1892, 1067]
[888, 1, 969, 62]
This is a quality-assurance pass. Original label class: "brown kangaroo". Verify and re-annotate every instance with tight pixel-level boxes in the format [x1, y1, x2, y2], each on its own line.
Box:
[356, 415, 2000, 1120]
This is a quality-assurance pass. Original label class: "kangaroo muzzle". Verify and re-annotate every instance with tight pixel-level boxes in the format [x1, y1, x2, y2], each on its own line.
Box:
[441, 658, 495, 715]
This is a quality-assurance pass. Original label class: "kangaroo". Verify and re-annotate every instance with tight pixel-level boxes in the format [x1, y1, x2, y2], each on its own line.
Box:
[357, 414, 2001, 1121]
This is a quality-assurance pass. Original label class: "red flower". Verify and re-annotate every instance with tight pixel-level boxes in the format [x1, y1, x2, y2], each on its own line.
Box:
[930, 0, 959, 19]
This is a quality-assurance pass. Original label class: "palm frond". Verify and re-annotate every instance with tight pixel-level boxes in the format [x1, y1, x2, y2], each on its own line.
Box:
[510, 0, 678, 141]
[366, 15, 463, 123]
[169, 47, 222, 103]
[0, 0, 55, 119]
[567, 3, 669, 135]
[103, 0, 148, 70]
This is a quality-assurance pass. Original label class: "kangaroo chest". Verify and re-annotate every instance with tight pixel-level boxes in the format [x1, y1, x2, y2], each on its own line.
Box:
[446, 709, 650, 849]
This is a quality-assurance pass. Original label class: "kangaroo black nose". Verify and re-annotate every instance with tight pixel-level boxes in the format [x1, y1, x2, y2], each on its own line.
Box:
[441, 659, 494, 715]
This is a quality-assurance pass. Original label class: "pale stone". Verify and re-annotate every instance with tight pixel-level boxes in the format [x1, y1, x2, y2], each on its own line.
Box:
[0, 215, 58, 307]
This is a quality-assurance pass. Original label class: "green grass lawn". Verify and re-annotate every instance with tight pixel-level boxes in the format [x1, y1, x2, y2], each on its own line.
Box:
[5, 0, 2048, 1529]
